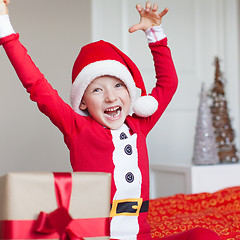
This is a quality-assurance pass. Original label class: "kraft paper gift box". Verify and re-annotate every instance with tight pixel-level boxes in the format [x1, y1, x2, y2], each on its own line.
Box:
[0, 172, 111, 240]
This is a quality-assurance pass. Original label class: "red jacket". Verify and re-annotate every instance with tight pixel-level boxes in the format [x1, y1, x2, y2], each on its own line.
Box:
[0, 34, 178, 239]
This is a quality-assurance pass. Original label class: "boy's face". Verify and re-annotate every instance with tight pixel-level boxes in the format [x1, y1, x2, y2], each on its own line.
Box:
[80, 75, 131, 130]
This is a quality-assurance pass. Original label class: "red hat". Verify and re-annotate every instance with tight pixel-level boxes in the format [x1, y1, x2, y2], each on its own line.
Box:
[70, 40, 158, 117]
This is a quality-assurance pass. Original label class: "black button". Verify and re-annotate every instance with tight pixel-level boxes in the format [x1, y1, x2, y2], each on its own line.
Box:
[120, 132, 128, 140]
[125, 172, 134, 183]
[124, 144, 132, 155]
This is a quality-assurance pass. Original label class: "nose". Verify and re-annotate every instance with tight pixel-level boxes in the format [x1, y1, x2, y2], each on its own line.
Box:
[105, 90, 117, 103]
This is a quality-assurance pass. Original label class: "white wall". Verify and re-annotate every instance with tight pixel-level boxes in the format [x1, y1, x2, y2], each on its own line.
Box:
[148, 0, 240, 165]
[0, 0, 91, 175]
[92, 0, 240, 165]
[0, 0, 239, 175]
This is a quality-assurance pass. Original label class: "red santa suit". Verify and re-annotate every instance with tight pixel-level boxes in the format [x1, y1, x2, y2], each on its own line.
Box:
[0, 15, 178, 240]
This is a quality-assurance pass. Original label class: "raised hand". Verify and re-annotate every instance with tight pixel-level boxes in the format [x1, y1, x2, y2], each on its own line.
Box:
[0, 0, 9, 15]
[129, 1, 168, 33]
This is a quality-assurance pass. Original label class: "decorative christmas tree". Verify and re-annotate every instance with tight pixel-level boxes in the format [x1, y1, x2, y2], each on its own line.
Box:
[208, 57, 238, 163]
[192, 83, 219, 165]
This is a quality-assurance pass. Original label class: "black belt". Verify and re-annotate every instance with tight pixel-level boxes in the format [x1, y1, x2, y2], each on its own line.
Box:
[110, 199, 149, 217]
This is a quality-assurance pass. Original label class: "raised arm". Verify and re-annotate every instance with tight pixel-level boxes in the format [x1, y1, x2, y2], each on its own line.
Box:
[128, 2, 178, 135]
[0, 0, 79, 138]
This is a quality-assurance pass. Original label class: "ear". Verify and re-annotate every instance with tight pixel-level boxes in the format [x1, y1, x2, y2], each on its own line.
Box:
[79, 99, 87, 110]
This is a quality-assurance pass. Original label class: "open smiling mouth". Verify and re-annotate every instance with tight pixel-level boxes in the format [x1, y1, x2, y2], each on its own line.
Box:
[104, 106, 122, 118]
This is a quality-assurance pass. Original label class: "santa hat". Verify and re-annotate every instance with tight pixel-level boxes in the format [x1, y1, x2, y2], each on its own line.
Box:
[70, 40, 158, 117]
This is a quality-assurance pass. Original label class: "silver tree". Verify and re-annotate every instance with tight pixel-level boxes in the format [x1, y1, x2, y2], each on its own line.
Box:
[193, 83, 219, 165]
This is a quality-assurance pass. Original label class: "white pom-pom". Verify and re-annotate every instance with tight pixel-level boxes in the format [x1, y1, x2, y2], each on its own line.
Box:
[133, 95, 158, 117]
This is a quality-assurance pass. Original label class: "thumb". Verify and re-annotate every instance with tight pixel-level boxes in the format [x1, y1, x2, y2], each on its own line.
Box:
[128, 23, 143, 33]
[3, 0, 10, 5]
[0, 0, 9, 15]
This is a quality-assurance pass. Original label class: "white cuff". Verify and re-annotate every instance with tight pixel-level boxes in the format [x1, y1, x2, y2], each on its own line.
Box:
[0, 14, 15, 38]
[145, 25, 166, 43]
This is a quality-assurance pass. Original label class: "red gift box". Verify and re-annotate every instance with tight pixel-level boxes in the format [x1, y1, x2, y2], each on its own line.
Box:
[0, 172, 111, 239]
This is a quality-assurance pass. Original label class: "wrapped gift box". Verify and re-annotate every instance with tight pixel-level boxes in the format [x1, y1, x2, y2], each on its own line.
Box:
[0, 172, 111, 240]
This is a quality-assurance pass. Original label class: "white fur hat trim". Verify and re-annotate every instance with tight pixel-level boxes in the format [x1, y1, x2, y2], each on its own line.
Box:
[133, 95, 158, 117]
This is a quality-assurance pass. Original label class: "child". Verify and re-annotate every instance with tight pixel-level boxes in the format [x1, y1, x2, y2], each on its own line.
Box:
[0, 1, 220, 239]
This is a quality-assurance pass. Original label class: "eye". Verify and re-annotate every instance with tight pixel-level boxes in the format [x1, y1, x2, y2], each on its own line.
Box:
[115, 82, 124, 88]
[92, 88, 102, 93]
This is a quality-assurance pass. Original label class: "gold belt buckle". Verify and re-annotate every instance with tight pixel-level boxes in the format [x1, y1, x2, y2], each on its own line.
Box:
[110, 198, 143, 217]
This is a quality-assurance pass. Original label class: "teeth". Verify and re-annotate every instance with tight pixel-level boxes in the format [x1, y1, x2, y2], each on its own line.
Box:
[104, 106, 121, 118]
[114, 110, 120, 118]
[105, 107, 120, 112]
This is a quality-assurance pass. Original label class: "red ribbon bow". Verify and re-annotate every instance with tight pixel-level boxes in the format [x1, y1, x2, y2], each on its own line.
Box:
[36, 207, 85, 240]
[35, 173, 84, 239]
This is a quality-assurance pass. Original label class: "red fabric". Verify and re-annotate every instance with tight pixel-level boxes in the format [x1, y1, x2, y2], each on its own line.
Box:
[148, 186, 240, 239]
[161, 227, 220, 240]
